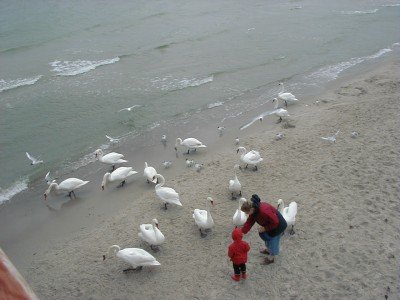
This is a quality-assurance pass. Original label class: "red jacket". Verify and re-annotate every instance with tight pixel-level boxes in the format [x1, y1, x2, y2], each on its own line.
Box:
[241, 202, 279, 234]
[228, 228, 250, 264]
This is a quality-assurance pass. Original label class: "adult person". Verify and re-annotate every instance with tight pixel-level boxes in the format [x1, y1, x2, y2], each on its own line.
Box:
[241, 194, 287, 264]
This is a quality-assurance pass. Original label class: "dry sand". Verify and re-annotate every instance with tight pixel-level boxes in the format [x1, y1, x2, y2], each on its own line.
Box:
[13, 60, 400, 299]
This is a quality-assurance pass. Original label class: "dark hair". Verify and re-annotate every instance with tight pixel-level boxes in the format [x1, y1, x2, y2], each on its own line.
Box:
[251, 194, 261, 208]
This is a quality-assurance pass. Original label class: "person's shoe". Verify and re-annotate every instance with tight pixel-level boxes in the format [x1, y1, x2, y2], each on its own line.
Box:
[231, 274, 240, 281]
[262, 257, 275, 265]
[241, 272, 248, 279]
[259, 248, 270, 255]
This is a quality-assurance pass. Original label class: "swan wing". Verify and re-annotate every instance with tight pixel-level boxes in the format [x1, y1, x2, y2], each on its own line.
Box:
[139, 224, 157, 244]
[279, 92, 298, 101]
[156, 187, 182, 206]
[193, 209, 207, 226]
[110, 167, 137, 181]
[183, 138, 206, 148]
[244, 150, 263, 164]
[286, 202, 298, 221]
[118, 248, 159, 266]
[144, 167, 157, 183]
[58, 178, 89, 190]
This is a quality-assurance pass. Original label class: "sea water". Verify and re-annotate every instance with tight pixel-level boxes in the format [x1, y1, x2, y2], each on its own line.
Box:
[0, 0, 399, 203]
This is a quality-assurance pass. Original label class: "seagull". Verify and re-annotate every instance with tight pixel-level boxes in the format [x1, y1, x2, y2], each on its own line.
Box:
[161, 135, 167, 143]
[26, 152, 43, 165]
[275, 133, 285, 140]
[321, 130, 340, 143]
[186, 159, 194, 168]
[194, 163, 204, 172]
[118, 105, 141, 112]
[162, 161, 172, 168]
[105, 135, 120, 144]
[350, 131, 359, 138]
[217, 126, 225, 136]
[234, 137, 240, 146]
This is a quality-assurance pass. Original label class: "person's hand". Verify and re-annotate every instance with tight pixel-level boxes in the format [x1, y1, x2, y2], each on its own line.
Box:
[258, 226, 266, 233]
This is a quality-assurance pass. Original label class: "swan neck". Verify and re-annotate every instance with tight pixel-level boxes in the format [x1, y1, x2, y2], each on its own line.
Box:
[155, 174, 165, 187]
[47, 182, 58, 194]
[279, 83, 284, 94]
[102, 173, 110, 186]
[109, 245, 120, 257]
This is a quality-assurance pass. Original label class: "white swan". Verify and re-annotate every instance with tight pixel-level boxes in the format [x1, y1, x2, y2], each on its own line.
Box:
[236, 147, 263, 171]
[193, 197, 215, 237]
[229, 164, 242, 199]
[185, 159, 194, 167]
[233, 198, 248, 227]
[138, 219, 165, 251]
[277, 82, 299, 107]
[235, 137, 240, 146]
[104, 245, 160, 272]
[153, 174, 182, 209]
[101, 167, 138, 190]
[94, 149, 127, 171]
[175, 137, 207, 154]
[44, 178, 89, 200]
[277, 198, 298, 235]
[144, 162, 157, 184]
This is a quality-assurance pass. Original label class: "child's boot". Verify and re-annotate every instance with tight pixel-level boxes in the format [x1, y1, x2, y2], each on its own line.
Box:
[241, 272, 247, 279]
[231, 274, 240, 281]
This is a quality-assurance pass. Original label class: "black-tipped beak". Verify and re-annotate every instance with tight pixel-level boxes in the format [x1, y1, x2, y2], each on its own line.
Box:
[101, 186, 104, 191]
[102, 255, 106, 261]
[236, 149, 239, 153]
[44, 194, 47, 201]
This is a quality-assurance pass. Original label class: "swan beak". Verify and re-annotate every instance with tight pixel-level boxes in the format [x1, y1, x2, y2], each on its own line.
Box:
[101, 185, 104, 191]
[174, 147, 177, 151]
[156, 224, 159, 229]
[102, 255, 106, 261]
[236, 149, 239, 153]
[277, 204, 280, 209]
[44, 193, 47, 201]
[211, 200, 214, 206]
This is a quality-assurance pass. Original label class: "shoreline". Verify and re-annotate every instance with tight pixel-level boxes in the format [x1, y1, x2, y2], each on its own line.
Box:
[1, 57, 399, 298]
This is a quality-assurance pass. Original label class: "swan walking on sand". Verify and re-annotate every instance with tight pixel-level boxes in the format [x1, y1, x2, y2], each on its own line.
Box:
[103, 245, 160, 272]
[229, 164, 242, 199]
[236, 147, 263, 171]
[101, 167, 138, 190]
[94, 149, 127, 171]
[277, 82, 299, 107]
[144, 162, 157, 184]
[193, 197, 215, 237]
[175, 137, 207, 154]
[233, 198, 248, 227]
[277, 199, 298, 235]
[153, 174, 182, 209]
[138, 219, 165, 251]
[44, 178, 89, 200]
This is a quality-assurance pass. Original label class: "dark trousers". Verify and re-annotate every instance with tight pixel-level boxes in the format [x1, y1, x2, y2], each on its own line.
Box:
[233, 263, 246, 275]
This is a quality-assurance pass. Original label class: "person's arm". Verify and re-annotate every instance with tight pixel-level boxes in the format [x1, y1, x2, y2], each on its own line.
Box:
[228, 245, 234, 259]
[241, 215, 255, 234]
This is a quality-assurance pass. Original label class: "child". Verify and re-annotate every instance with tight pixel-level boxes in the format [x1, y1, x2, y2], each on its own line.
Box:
[228, 227, 250, 281]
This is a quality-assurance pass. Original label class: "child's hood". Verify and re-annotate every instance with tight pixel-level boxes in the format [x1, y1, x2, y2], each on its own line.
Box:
[232, 228, 243, 241]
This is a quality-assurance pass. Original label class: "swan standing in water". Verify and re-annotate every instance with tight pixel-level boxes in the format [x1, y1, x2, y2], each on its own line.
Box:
[277, 82, 299, 107]
[175, 137, 207, 154]
[277, 198, 298, 235]
[153, 174, 182, 209]
[138, 219, 165, 251]
[228, 164, 242, 199]
[103, 245, 160, 272]
[94, 149, 127, 171]
[236, 147, 263, 171]
[44, 178, 89, 200]
[233, 198, 248, 227]
[143, 162, 157, 184]
[193, 197, 215, 237]
[101, 167, 138, 190]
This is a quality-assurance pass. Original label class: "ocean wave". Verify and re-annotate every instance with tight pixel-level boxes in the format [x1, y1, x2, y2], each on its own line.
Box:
[341, 9, 379, 15]
[381, 4, 400, 7]
[308, 47, 392, 81]
[207, 101, 224, 109]
[0, 178, 29, 204]
[151, 75, 213, 92]
[0, 75, 42, 93]
[50, 57, 120, 76]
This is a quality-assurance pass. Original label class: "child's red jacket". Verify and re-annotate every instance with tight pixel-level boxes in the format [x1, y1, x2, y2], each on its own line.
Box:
[228, 228, 250, 264]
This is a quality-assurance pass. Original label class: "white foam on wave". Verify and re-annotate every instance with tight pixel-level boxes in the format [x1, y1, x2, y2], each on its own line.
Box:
[151, 75, 213, 91]
[0, 75, 42, 93]
[341, 9, 379, 15]
[0, 177, 29, 204]
[50, 57, 120, 76]
[207, 101, 224, 109]
[381, 4, 400, 7]
[308, 47, 392, 81]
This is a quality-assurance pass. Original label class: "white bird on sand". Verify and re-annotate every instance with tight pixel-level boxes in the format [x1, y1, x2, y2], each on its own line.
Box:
[94, 149, 127, 171]
[175, 137, 207, 154]
[273, 107, 290, 123]
[26, 152, 43, 165]
[235, 137, 240, 146]
[138, 219, 165, 251]
[118, 105, 141, 112]
[161, 135, 167, 143]
[144, 162, 157, 184]
[103, 245, 160, 272]
[162, 161, 172, 168]
[350, 131, 359, 138]
[229, 164, 242, 199]
[101, 167, 138, 190]
[233, 198, 248, 227]
[44, 178, 89, 200]
[275, 133, 285, 140]
[105, 135, 120, 144]
[153, 174, 182, 209]
[193, 197, 215, 237]
[185, 159, 194, 167]
[277, 199, 298, 235]
[321, 130, 340, 143]
[194, 163, 204, 172]
[277, 82, 299, 107]
[236, 147, 263, 171]
[217, 126, 225, 136]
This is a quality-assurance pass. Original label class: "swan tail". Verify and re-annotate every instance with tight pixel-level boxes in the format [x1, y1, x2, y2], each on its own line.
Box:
[77, 181, 90, 188]
[117, 159, 128, 163]
[287, 202, 298, 219]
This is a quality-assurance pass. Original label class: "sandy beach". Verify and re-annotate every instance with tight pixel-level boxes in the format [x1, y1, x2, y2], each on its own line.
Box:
[3, 58, 399, 299]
